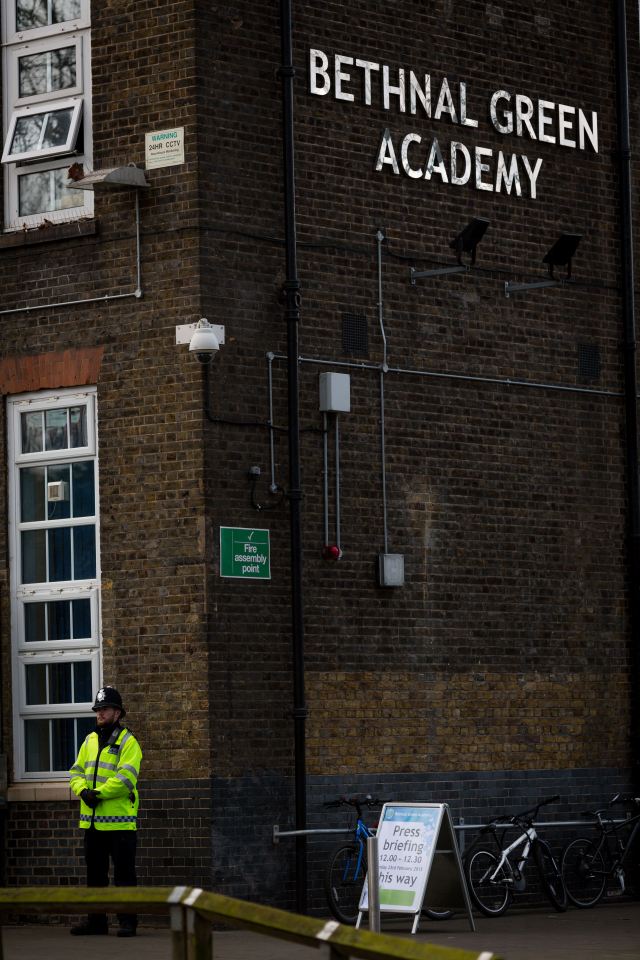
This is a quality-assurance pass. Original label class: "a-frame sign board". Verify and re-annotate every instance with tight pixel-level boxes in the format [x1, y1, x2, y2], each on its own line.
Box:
[357, 802, 475, 933]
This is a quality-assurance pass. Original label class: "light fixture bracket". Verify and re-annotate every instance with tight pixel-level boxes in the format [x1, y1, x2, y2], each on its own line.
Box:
[410, 265, 469, 283]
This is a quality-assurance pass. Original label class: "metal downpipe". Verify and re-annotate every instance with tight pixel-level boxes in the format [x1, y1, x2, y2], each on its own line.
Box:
[279, 0, 308, 913]
[615, 0, 640, 782]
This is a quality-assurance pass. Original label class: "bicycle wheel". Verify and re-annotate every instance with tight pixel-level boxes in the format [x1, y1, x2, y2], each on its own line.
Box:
[534, 839, 567, 912]
[464, 848, 512, 917]
[324, 842, 367, 924]
[561, 837, 606, 908]
[422, 907, 455, 920]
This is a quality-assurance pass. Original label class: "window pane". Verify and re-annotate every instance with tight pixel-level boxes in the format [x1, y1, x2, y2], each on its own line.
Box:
[18, 168, 84, 217]
[11, 113, 44, 153]
[49, 662, 72, 703]
[21, 411, 43, 453]
[45, 408, 67, 450]
[51, 717, 75, 770]
[48, 526, 71, 581]
[16, 0, 48, 30]
[76, 715, 94, 746]
[72, 461, 94, 516]
[48, 599, 71, 640]
[21, 529, 46, 583]
[16, 0, 81, 30]
[24, 601, 46, 642]
[18, 46, 77, 98]
[72, 598, 91, 638]
[53, 0, 81, 24]
[48, 464, 71, 520]
[69, 406, 87, 447]
[26, 663, 47, 704]
[41, 107, 72, 147]
[73, 526, 95, 579]
[73, 662, 91, 702]
[20, 465, 46, 522]
[25, 718, 50, 772]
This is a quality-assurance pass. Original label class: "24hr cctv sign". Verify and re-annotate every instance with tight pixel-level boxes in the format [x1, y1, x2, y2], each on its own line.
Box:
[145, 127, 185, 169]
[309, 49, 599, 199]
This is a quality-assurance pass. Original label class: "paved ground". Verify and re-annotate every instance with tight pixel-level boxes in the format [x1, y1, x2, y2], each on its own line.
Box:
[2, 899, 640, 959]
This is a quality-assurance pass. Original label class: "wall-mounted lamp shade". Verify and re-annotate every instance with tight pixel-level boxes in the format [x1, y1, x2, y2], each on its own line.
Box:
[543, 233, 582, 278]
[189, 317, 220, 363]
[450, 217, 490, 265]
[68, 164, 149, 190]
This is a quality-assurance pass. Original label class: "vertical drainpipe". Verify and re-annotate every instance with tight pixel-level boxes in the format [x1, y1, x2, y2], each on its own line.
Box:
[615, 0, 640, 783]
[279, 0, 308, 912]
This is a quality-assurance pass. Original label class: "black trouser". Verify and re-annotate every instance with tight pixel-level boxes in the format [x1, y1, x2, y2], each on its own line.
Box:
[84, 827, 138, 929]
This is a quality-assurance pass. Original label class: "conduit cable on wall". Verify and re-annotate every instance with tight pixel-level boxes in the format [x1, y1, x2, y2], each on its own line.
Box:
[0, 190, 144, 318]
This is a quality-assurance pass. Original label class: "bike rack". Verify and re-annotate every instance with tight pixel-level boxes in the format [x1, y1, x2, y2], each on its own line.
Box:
[273, 817, 631, 854]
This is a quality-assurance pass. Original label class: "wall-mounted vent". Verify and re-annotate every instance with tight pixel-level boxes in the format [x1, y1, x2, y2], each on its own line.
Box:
[578, 343, 601, 381]
[342, 313, 369, 358]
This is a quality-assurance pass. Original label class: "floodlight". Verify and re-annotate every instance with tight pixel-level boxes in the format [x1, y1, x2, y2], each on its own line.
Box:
[450, 217, 491, 265]
[542, 234, 582, 279]
[505, 233, 583, 297]
[410, 217, 490, 282]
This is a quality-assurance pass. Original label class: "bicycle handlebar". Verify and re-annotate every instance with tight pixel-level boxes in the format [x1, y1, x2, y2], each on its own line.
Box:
[485, 795, 561, 828]
[580, 794, 640, 819]
[323, 795, 390, 814]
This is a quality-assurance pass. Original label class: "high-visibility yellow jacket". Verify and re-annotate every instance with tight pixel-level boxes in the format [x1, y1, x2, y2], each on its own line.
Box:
[69, 726, 142, 831]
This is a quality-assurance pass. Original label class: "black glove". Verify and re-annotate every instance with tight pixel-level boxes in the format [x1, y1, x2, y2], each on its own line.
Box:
[81, 789, 100, 809]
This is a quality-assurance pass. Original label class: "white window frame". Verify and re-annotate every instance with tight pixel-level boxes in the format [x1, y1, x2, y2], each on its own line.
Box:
[2, 95, 82, 162]
[2, 1, 90, 44]
[1, 0, 92, 229]
[8, 388, 101, 781]
[12, 33, 84, 105]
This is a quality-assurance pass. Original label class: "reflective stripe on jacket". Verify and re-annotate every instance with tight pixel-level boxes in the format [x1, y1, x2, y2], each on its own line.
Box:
[69, 726, 142, 831]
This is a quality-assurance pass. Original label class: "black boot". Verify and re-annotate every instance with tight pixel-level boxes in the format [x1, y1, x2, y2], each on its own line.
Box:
[70, 916, 109, 936]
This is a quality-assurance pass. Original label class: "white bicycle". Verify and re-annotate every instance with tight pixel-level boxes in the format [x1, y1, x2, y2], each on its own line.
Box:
[463, 795, 568, 917]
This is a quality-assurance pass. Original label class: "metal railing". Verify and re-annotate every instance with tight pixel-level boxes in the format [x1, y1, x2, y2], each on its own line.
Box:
[0, 885, 500, 960]
[274, 816, 631, 855]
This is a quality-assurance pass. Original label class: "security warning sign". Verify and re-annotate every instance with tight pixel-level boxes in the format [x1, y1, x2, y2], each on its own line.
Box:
[145, 127, 185, 169]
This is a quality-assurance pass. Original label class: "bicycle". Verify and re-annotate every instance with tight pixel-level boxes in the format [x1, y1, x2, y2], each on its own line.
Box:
[323, 795, 454, 925]
[561, 793, 640, 907]
[463, 795, 567, 917]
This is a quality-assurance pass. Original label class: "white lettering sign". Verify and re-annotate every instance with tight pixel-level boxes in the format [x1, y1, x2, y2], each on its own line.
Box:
[308, 47, 599, 200]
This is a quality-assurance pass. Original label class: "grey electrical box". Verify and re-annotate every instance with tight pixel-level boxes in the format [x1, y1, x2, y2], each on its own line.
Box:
[378, 553, 405, 587]
[319, 372, 351, 413]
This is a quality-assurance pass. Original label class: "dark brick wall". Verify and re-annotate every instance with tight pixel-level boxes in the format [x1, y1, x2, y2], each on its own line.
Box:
[195, 0, 634, 790]
[304, 766, 634, 914]
[4, 780, 211, 888]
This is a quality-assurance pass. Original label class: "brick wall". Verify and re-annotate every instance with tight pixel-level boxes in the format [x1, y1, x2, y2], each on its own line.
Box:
[5, 780, 211, 886]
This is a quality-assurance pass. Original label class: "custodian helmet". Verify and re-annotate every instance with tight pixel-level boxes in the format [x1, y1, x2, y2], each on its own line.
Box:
[92, 686, 126, 717]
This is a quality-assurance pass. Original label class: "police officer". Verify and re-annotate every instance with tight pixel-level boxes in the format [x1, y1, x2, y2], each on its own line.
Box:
[69, 686, 142, 937]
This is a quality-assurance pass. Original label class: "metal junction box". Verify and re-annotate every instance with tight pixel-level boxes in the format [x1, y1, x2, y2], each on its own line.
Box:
[319, 372, 351, 413]
[378, 553, 405, 587]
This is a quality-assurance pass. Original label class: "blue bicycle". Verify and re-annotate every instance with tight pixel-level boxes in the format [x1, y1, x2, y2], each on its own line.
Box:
[323, 795, 454, 925]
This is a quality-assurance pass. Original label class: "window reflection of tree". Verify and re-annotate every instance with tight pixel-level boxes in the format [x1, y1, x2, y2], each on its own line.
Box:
[16, 0, 80, 31]
[43, 109, 71, 147]
[19, 169, 82, 217]
[19, 47, 76, 98]
[13, 115, 43, 153]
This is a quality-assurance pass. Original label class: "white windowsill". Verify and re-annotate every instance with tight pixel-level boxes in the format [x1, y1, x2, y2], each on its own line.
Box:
[8, 782, 74, 802]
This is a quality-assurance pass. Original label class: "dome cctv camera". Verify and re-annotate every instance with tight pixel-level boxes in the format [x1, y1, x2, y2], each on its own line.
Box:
[189, 318, 220, 364]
